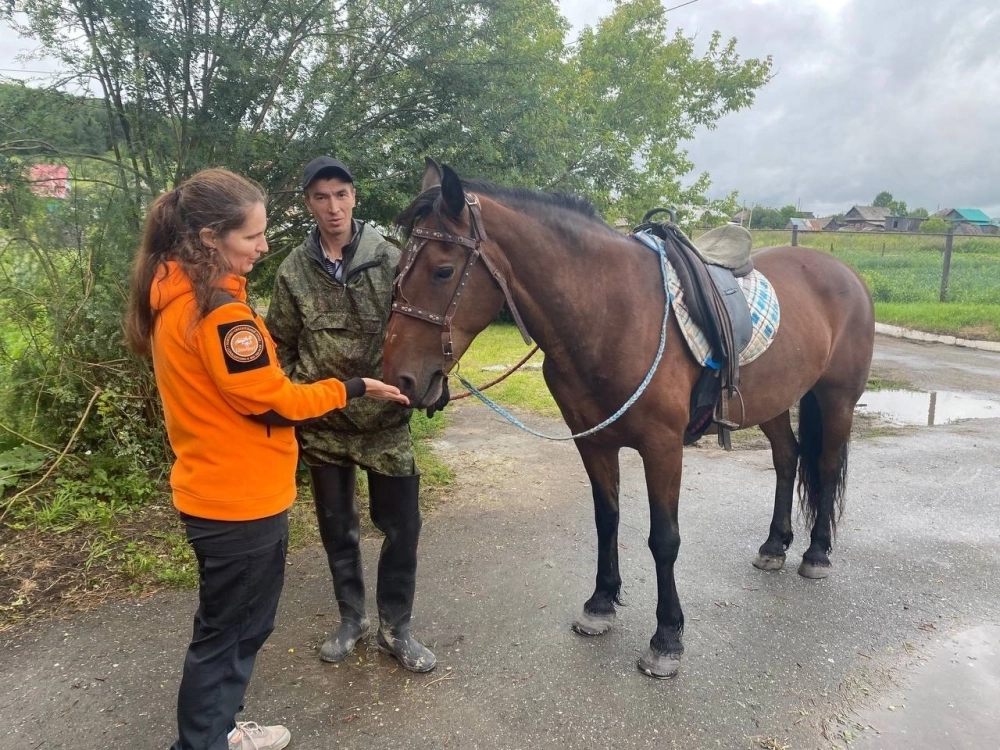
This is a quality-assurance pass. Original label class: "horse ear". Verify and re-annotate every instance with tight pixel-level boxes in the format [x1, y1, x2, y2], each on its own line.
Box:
[440, 164, 466, 220]
[421, 157, 443, 191]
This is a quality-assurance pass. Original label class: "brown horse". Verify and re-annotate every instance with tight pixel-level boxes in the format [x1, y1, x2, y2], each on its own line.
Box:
[383, 160, 875, 679]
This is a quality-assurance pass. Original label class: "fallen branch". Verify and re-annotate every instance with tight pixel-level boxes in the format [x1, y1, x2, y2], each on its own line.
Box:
[0, 387, 103, 523]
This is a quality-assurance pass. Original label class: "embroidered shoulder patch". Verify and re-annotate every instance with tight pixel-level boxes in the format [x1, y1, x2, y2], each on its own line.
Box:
[217, 320, 271, 374]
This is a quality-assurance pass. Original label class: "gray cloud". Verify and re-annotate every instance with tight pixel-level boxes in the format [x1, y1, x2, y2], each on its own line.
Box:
[566, 0, 1000, 217]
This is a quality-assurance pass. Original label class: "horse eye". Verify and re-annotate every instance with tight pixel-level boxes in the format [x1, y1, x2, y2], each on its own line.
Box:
[434, 266, 455, 281]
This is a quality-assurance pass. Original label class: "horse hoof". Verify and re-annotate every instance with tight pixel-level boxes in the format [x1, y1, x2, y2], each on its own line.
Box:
[572, 610, 615, 636]
[637, 649, 681, 679]
[752, 553, 786, 571]
[798, 560, 832, 579]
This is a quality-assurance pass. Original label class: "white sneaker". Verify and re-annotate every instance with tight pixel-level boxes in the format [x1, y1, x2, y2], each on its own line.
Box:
[229, 721, 291, 750]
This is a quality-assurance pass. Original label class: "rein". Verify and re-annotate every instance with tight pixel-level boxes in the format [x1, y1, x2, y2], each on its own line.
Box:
[454, 232, 672, 441]
[450, 344, 541, 401]
[392, 194, 673, 440]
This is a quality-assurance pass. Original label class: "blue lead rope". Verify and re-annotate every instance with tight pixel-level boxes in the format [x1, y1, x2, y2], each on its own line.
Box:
[455, 231, 672, 441]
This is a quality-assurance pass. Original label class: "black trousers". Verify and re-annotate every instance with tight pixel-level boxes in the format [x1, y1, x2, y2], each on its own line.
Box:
[171, 512, 288, 750]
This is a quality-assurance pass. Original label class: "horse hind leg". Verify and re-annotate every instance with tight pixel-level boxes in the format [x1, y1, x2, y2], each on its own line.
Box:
[571, 442, 623, 637]
[753, 411, 798, 571]
[797, 389, 855, 579]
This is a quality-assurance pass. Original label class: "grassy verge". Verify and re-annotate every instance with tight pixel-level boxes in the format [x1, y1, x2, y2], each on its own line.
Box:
[1, 411, 453, 634]
[454, 324, 558, 415]
[874, 302, 1000, 340]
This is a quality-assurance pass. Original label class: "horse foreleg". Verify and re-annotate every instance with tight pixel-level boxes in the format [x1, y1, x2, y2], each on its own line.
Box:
[637, 443, 684, 679]
[754, 411, 799, 571]
[572, 442, 622, 637]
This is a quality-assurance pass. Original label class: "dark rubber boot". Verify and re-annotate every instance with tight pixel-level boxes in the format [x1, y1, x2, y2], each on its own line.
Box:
[310, 465, 370, 663]
[368, 472, 437, 673]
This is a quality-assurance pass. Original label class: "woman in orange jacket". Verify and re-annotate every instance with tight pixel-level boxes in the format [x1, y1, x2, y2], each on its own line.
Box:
[124, 168, 408, 750]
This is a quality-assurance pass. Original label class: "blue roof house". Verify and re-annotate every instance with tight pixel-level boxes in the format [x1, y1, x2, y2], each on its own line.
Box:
[934, 207, 993, 225]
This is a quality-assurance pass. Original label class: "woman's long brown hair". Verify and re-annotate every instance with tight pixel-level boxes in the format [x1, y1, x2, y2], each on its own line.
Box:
[124, 169, 266, 356]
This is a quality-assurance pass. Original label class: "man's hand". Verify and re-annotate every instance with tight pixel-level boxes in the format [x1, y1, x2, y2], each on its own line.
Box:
[361, 378, 410, 405]
[426, 376, 449, 418]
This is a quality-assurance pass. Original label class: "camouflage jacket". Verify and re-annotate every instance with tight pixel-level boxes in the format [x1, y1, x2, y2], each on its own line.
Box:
[266, 223, 410, 448]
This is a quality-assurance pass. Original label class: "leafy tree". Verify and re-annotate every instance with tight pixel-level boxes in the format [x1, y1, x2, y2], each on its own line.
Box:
[0, 83, 111, 155]
[873, 191, 894, 208]
[872, 190, 908, 216]
[746, 204, 801, 229]
[551, 0, 772, 220]
[919, 216, 951, 233]
[911, 207, 929, 218]
[1, 0, 771, 495]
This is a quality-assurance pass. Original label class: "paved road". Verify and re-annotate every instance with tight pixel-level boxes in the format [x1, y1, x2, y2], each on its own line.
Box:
[2, 335, 998, 750]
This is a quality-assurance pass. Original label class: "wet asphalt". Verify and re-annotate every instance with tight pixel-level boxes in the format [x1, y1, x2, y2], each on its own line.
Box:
[1, 335, 998, 750]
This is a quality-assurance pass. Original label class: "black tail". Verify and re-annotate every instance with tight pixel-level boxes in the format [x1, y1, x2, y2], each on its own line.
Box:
[796, 391, 849, 537]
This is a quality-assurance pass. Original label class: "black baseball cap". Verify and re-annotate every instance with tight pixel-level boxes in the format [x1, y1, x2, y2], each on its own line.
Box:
[302, 156, 354, 191]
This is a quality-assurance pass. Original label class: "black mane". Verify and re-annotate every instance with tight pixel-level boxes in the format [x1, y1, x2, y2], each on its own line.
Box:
[395, 178, 616, 236]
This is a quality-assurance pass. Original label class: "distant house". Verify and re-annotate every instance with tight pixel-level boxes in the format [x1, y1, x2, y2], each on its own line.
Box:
[785, 217, 829, 231]
[817, 216, 842, 231]
[933, 207, 993, 226]
[885, 215, 924, 232]
[933, 207, 998, 235]
[843, 205, 890, 230]
[950, 222, 998, 236]
[28, 164, 71, 199]
[731, 209, 752, 226]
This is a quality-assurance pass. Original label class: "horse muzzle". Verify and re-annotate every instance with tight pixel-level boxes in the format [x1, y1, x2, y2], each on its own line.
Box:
[394, 369, 446, 409]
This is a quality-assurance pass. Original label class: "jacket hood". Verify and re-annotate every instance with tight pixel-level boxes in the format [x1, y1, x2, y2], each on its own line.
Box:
[150, 260, 247, 312]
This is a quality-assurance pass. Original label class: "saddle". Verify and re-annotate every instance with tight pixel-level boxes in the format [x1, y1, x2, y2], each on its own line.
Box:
[631, 212, 754, 450]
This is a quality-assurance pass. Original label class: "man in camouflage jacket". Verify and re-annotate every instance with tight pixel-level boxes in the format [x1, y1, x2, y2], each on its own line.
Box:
[266, 157, 435, 673]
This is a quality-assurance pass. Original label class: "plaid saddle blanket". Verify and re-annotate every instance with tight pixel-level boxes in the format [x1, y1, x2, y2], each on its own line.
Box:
[666, 259, 780, 367]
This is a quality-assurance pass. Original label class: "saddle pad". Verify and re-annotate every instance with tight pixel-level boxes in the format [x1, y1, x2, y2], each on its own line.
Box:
[667, 260, 780, 367]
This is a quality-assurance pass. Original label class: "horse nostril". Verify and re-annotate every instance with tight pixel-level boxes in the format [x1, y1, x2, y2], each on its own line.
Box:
[397, 374, 416, 398]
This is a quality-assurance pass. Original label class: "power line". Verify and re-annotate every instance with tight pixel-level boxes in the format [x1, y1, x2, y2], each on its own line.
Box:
[664, 0, 701, 12]
[0, 67, 62, 74]
[566, 0, 703, 48]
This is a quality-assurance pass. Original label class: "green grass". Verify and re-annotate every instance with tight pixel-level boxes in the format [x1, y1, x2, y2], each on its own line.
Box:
[874, 302, 1000, 340]
[865, 373, 913, 391]
[737, 230, 1000, 339]
[455, 324, 559, 416]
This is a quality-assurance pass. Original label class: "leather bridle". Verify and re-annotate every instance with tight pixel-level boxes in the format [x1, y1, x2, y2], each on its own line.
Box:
[392, 193, 531, 361]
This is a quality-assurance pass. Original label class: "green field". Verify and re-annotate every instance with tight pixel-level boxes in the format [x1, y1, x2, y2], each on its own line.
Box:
[744, 230, 1000, 340]
[456, 325, 558, 415]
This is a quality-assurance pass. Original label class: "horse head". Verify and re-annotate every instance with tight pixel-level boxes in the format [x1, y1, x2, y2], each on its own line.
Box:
[384, 158, 511, 408]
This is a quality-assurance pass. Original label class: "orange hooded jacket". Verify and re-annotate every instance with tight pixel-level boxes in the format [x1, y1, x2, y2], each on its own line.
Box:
[150, 261, 363, 521]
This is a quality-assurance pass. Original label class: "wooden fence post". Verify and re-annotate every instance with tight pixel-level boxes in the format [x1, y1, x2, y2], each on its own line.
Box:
[791, 225, 798, 246]
[939, 233, 953, 302]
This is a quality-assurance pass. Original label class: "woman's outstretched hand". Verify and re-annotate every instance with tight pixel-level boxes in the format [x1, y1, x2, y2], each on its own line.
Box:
[361, 378, 410, 405]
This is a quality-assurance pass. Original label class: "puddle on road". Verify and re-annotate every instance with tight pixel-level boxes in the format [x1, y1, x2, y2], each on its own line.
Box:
[856, 389, 998, 426]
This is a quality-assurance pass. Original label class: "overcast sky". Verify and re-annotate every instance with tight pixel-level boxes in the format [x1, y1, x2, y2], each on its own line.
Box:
[562, 0, 1000, 217]
[3, 0, 999, 217]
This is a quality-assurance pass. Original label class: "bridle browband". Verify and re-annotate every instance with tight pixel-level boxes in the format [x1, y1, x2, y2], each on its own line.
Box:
[392, 193, 531, 361]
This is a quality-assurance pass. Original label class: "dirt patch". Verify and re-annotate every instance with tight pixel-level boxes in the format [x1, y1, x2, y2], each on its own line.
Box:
[1, 475, 451, 640]
[0, 501, 186, 637]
